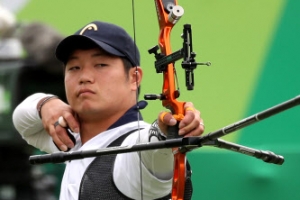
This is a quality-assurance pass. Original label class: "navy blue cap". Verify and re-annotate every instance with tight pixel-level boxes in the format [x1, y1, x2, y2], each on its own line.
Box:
[55, 21, 140, 66]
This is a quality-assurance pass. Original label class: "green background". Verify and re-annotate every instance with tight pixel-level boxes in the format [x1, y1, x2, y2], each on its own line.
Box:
[15, 0, 300, 199]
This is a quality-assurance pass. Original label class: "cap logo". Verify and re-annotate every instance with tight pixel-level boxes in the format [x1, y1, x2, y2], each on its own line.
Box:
[79, 23, 98, 35]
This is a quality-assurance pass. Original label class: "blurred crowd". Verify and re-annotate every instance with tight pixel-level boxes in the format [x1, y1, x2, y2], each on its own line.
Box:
[0, 4, 65, 200]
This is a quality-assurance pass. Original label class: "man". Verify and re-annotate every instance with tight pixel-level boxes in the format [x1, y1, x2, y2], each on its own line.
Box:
[13, 21, 204, 200]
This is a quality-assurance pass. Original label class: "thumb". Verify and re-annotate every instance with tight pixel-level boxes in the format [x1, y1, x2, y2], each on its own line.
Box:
[159, 111, 177, 126]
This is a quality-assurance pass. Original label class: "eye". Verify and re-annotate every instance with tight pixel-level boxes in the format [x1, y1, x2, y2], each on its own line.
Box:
[68, 66, 80, 71]
[95, 63, 108, 67]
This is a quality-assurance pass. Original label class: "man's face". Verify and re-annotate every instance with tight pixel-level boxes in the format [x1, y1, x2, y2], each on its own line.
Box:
[64, 48, 138, 121]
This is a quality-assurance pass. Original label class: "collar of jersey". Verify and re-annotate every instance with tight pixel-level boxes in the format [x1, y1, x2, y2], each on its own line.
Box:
[108, 100, 148, 130]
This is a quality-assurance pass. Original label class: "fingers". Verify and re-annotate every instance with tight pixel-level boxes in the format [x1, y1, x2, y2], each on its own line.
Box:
[179, 102, 204, 136]
[40, 98, 79, 151]
[56, 126, 75, 151]
[181, 118, 205, 137]
[159, 111, 177, 126]
[158, 102, 204, 137]
[49, 124, 69, 151]
[53, 114, 79, 151]
[61, 112, 80, 133]
[58, 116, 67, 127]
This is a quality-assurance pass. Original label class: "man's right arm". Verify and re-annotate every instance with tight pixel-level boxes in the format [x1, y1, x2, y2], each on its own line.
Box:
[12, 93, 59, 153]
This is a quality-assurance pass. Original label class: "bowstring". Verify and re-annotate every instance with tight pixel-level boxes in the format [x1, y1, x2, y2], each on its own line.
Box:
[131, 0, 144, 199]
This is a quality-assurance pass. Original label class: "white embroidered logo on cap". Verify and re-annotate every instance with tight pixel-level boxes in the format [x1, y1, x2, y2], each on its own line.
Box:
[79, 23, 98, 35]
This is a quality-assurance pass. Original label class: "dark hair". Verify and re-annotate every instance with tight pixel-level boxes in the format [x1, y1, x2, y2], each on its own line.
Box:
[121, 58, 141, 96]
[121, 58, 133, 74]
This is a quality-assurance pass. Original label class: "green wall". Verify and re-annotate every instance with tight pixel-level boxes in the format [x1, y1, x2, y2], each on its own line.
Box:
[16, 0, 300, 199]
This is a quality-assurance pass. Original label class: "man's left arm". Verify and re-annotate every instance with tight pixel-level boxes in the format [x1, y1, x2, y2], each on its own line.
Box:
[113, 102, 204, 198]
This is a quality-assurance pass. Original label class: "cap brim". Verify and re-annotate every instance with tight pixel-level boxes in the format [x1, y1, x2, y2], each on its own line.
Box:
[55, 35, 125, 63]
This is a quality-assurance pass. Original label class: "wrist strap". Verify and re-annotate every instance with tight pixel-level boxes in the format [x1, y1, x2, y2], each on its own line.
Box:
[37, 95, 58, 119]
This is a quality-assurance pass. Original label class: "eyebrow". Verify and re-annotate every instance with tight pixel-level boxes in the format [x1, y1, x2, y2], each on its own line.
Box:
[92, 52, 106, 57]
[68, 52, 107, 62]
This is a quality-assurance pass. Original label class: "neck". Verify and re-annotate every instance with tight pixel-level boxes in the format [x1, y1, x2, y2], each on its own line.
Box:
[79, 102, 137, 144]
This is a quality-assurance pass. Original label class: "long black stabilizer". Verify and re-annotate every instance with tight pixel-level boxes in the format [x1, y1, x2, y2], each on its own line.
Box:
[29, 95, 300, 166]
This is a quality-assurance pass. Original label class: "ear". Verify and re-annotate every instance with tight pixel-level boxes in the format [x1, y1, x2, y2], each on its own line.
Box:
[129, 66, 143, 91]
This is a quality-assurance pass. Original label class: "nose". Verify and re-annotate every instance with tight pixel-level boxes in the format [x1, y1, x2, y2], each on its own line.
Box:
[79, 66, 95, 84]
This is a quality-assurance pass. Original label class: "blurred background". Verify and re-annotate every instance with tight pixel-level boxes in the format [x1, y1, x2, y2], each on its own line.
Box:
[0, 0, 299, 199]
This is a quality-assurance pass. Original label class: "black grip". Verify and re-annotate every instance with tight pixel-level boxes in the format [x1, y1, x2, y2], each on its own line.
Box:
[29, 152, 66, 165]
[167, 122, 181, 139]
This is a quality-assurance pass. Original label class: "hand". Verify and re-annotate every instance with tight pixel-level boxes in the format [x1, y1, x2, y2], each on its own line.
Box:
[40, 98, 80, 151]
[157, 102, 204, 137]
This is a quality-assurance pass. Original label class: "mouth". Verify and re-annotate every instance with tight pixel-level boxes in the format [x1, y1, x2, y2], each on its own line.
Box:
[77, 89, 95, 96]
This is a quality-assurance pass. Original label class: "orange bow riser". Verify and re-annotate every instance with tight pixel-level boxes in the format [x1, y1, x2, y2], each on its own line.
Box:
[145, 0, 210, 199]
[154, 1, 186, 200]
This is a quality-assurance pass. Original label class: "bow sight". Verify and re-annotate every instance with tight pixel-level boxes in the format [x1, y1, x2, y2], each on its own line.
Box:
[146, 4, 210, 103]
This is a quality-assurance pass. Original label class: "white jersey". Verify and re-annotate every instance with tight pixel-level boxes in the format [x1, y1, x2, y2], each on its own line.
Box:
[12, 93, 173, 200]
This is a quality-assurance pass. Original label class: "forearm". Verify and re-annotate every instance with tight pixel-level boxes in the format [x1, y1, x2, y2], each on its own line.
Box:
[119, 127, 173, 179]
[114, 127, 172, 198]
[140, 127, 173, 180]
[12, 93, 58, 153]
